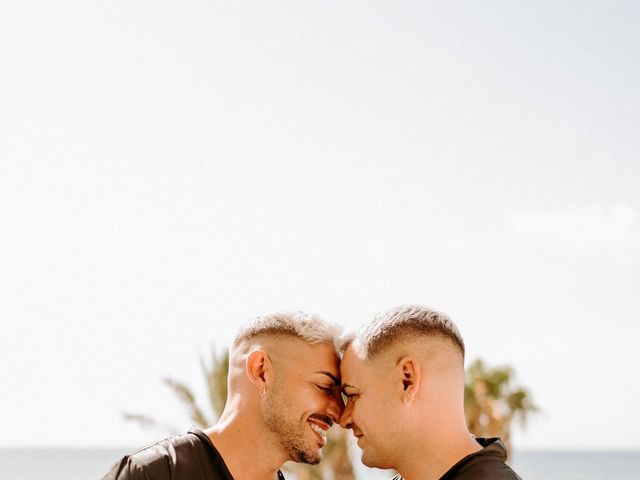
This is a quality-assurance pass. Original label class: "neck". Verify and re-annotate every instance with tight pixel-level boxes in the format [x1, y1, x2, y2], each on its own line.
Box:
[397, 422, 481, 480]
[205, 410, 287, 480]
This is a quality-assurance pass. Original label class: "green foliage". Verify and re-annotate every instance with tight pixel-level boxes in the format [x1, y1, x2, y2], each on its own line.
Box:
[464, 358, 538, 456]
[201, 347, 229, 419]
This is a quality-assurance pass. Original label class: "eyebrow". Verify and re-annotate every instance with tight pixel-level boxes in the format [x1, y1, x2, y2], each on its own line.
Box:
[315, 370, 341, 385]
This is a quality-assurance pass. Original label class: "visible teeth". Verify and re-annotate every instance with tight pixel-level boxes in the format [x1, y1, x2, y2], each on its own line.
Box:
[309, 422, 327, 438]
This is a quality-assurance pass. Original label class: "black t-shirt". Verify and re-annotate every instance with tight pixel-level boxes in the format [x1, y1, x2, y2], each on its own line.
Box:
[392, 438, 523, 480]
[101, 429, 286, 480]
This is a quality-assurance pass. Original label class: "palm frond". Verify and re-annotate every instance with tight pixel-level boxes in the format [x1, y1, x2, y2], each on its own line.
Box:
[162, 377, 210, 427]
[464, 358, 538, 456]
[200, 347, 229, 418]
[121, 412, 181, 435]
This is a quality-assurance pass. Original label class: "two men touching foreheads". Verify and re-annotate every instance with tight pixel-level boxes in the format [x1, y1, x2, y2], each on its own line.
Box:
[102, 306, 522, 480]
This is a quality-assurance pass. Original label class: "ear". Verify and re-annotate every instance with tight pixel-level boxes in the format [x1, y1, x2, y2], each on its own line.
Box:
[396, 356, 420, 405]
[246, 350, 272, 395]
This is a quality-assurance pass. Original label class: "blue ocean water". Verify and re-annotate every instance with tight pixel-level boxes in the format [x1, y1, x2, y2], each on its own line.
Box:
[0, 448, 129, 480]
[511, 450, 640, 480]
[0, 448, 638, 480]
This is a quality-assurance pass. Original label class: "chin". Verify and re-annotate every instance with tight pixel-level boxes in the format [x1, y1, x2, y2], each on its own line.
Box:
[305, 446, 323, 464]
[361, 451, 388, 470]
[297, 450, 322, 465]
[292, 442, 322, 465]
[361, 451, 376, 468]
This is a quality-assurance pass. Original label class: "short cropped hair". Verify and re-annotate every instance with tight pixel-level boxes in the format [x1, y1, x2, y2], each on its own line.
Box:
[352, 304, 465, 359]
[233, 311, 342, 349]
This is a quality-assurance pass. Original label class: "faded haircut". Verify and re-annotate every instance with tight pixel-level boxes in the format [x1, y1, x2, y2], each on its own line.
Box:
[233, 311, 342, 350]
[352, 304, 465, 359]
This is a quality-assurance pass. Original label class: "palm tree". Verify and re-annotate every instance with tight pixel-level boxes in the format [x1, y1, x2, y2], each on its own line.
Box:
[464, 358, 538, 457]
[124, 347, 355, 480]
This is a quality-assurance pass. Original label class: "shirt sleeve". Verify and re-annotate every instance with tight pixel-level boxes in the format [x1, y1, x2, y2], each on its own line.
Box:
[100, 456, 152, 480]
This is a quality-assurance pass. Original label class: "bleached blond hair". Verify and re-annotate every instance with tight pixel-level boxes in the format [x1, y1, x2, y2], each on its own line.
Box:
[350, 304, 465, 360]
[233, 311, 342, 350]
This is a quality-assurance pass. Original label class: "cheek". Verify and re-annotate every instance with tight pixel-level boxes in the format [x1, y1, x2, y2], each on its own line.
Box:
[306, 388, 330, 410]
[353, 399, 374, 425]
[359, 394, 393, 431]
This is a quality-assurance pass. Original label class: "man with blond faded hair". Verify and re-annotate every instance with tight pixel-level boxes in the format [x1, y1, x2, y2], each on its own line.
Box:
[103, 311, 344, 480]
[339, 304, 522, 480]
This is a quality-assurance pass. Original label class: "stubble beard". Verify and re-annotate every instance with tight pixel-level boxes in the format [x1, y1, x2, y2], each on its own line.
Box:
[262, 384, 322, 465]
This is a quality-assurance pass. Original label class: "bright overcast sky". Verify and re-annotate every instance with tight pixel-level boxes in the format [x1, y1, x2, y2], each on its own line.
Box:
[1, 2, 639, 450]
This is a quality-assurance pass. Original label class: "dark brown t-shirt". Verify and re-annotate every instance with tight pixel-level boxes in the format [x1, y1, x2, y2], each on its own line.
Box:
[392, 438, 523, 480]
[101, 429, 285, 480]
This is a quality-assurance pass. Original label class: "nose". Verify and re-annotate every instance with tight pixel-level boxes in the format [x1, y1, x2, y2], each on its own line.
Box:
[326, 389, 344, 423]
[338, 400, 353, 429]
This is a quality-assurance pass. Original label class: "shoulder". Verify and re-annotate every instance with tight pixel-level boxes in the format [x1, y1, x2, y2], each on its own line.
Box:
[443, 439, 523, 480]
[101, 432, 205, 480]
[454, 459, 522, 480]
[128, 432, 202, 469]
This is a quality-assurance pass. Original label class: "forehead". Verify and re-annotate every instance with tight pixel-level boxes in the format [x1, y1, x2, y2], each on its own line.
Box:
[279, 338, 341, 377]
[340, 345, 373, 384]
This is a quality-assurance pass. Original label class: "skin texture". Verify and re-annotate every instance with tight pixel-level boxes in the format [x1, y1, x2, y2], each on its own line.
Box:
[339, 344, 411, 469]
[339, 338, 482, 480]
[206, 336, 343, 480]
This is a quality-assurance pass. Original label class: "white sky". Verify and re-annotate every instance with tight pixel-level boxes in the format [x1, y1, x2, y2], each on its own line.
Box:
[1, 1, 639, 450]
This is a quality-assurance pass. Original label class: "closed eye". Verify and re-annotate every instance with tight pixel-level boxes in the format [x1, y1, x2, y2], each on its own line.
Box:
[317, 384, 336, 394]
[342, 392, 359, 403]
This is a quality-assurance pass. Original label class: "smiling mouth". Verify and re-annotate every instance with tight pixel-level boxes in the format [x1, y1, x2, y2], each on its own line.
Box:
[308, 421, 327, 445]
[307, 415, 333, 446]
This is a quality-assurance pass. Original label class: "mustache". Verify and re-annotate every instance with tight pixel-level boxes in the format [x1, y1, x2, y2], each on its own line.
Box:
[309, 414, 334, 427]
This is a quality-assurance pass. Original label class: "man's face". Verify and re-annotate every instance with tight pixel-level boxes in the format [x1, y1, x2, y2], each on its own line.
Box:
[339, 344, 399, 469]
[263, 340, 343, 464]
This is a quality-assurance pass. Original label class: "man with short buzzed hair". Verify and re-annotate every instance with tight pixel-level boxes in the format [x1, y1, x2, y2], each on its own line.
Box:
[339, 304, 523, 480]
[102, 311, 344, 480]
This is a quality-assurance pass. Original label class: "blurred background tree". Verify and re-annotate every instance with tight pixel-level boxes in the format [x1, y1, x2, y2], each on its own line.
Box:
[464, 358, 538, 458]
[125, 350, 536, 478]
